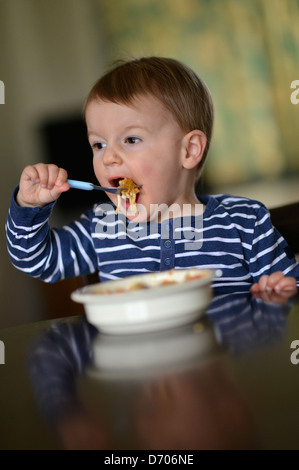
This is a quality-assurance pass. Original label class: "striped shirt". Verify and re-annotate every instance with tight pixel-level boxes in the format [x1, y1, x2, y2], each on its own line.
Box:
[6, 188, 299, 293]
[207, 292, 290, 354]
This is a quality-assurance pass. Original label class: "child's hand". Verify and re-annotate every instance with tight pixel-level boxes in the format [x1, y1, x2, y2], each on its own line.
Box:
[250, 271, 297, 294]
[16, 163, 70, 208]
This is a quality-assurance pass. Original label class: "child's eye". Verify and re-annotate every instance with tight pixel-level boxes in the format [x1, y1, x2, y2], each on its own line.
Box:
[125, 136, 141, 144]
[92, 142, 106, 150]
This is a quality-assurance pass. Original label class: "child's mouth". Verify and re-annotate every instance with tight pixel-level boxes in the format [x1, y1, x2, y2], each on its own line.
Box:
[108, 177, 142, 214]
[109, 177, 123, 188]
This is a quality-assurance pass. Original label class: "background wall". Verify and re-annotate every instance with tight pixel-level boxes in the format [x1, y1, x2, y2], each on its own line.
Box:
[1, 0, 298, 327]
[0, 0, 104, 326]
[96, 0, 299, 186]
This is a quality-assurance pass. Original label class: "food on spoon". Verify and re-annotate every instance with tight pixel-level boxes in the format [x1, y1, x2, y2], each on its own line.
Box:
[115, 178, 141, 215]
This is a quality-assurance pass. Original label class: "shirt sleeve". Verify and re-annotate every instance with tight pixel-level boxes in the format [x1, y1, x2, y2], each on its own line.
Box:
[28, 319, 98, 426]
[5, 187, 98, 282]
[248, 203, 299, 287]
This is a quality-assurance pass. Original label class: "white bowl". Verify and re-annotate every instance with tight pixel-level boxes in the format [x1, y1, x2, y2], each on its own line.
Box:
[71, 268, 220, 335]
[89, 320, 219, 380]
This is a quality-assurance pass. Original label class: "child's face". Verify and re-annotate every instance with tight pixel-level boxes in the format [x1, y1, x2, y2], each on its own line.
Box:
[85, 94, 194, 221]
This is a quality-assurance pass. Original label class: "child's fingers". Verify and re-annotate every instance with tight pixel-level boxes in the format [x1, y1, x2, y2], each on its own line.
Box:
[34, 163, 58, 189]
[22, 165, 41, 184]
[25, 164, 68, 191]
[18, 164, 69, 207]
[53, 169, 70, 195]
[45, 164, 60, 189]
[273, 276, 297, 292]
[263, 271, 285, 290]
[253, 274, 271, 291]
[250, 272, 283, 292]
[54, 167, 69, 187]
[26, 163, 49, 188]
[46, 165, 69, 189]
[40, 165, 69, 199]
[249, 283, 259, 293]
[251, 272, 297, 294]
[265, 271, 297, 292]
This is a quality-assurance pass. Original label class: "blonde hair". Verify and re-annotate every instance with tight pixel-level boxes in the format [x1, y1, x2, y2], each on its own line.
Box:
[85, 57, 214, 178]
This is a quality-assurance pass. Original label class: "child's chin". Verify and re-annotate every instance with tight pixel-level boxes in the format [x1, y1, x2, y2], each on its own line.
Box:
[123, 204, 149, 223]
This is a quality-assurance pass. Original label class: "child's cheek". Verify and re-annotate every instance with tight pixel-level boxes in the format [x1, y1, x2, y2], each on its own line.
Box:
[139, 161, 160, 182]
[93, 162, 103, 184]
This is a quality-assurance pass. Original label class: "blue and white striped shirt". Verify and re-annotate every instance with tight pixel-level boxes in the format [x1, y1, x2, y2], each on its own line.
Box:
[6, 189, 299, 293]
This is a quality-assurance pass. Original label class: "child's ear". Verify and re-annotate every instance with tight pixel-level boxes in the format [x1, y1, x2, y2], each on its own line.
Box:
[182, 130, 207, 170]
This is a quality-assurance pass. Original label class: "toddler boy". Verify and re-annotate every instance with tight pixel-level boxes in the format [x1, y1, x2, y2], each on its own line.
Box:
[6, 57, 298, 293]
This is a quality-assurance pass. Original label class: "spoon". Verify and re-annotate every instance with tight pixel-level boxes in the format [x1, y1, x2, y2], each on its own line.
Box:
[67, 179, 125, 194]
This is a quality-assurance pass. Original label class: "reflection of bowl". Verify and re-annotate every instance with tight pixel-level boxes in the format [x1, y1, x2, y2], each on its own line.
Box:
[89, 320, 219, 380]
[71, 268, 220, 334]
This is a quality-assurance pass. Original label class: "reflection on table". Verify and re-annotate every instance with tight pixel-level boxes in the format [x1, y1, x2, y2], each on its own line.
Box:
[27, 291, 295, 449]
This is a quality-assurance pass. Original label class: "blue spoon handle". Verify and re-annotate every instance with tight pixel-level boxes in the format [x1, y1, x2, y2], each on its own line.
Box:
[67, 179, 94, 191]
[67, 179, 124, 194]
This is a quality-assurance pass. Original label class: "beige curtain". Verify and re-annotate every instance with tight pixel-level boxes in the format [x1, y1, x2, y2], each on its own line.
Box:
[96, 0, 299, 187]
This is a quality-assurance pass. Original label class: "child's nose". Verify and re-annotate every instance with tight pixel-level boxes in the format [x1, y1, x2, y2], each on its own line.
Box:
[103, 146, 122, 166]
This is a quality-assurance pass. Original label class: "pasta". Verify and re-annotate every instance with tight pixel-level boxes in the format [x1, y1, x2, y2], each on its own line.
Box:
[90, 270, 207, 295]
[115, 178, 141, 215]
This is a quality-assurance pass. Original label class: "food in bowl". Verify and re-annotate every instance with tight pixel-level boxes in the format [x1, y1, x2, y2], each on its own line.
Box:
[71, 268, 219, 335]
[89, 268, 209, 295]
